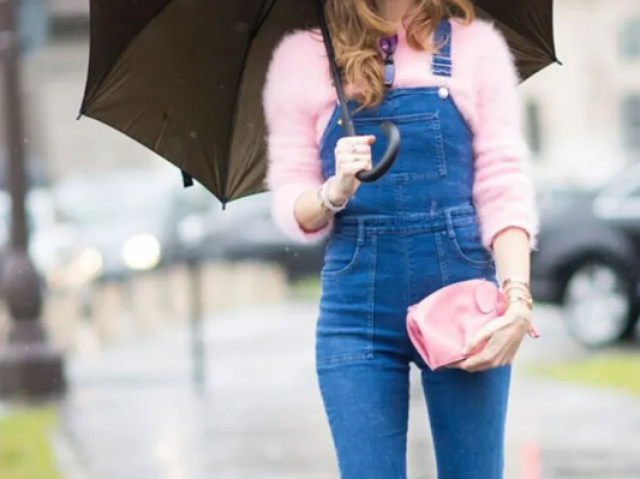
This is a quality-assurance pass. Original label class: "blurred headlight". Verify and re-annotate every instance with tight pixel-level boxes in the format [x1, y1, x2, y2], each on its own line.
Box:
[76, 247, 103, 278]
[122, 234, 161, 271]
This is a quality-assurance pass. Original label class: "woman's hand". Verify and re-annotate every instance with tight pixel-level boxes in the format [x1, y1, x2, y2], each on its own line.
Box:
[453, 304, 533, 373]
[328, 135, 376, 205]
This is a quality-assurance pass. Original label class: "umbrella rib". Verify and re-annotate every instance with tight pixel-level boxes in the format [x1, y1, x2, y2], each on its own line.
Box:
[82, 1, 175, 113]
[253, 0, 278, 40]
[154, 112, 171, 152]
[221, 0, 276, 203]
[478, 2, 557, 60]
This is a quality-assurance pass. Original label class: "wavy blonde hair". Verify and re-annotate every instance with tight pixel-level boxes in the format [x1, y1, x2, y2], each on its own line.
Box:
[325, 0, 475, 108]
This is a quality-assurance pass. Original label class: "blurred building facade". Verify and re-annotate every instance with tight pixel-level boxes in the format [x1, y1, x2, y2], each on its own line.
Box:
[521, 0, 640, 187]
[16, 0, 640, 187]
[24, 1, 162, 186]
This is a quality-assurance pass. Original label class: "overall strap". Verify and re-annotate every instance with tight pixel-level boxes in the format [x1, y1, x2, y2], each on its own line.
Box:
[431, 19, 452, 78]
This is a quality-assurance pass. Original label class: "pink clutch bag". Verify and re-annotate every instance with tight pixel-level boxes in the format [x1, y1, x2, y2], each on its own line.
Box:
[406, 279, 539, 370]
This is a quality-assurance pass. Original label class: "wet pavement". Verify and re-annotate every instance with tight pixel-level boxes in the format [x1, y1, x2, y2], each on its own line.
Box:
[55, 303, 640, 479]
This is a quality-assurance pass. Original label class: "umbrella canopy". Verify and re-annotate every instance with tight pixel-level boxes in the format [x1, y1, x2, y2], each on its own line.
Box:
[473, 0, 559, 78]
[81, 0, 558, 204]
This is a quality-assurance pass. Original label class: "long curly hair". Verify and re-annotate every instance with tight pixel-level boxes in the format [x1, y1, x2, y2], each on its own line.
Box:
[325, 0, 475, 108]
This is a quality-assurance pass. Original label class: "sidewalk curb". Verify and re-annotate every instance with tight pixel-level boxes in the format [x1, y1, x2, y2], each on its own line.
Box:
[52, 419, 98, 479]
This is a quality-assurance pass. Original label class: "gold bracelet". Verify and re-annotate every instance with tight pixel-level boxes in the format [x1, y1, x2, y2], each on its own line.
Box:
[502, 278, 530, 292]
[504, 281, 531, 291]
[505, 287, 532, 300]
[503, 279, 532, 300]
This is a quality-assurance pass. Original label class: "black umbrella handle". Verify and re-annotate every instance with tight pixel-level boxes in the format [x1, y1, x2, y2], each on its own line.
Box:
[356, 121, 400, 183]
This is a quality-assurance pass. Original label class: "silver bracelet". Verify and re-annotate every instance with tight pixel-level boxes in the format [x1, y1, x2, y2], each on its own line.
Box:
[320, 177, 348, 213]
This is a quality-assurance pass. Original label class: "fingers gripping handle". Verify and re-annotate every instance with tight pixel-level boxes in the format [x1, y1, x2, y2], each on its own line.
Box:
[356, 121, 400, 183]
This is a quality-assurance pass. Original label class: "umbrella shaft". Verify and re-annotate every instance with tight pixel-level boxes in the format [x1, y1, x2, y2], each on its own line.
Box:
[312, 0, 355, 137]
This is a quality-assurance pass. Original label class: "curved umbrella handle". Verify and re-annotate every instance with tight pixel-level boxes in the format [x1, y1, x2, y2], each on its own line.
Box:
[356, 121, 400, 183]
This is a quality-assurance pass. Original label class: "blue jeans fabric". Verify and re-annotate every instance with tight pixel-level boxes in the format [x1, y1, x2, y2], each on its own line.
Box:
[315, 20, 511, 479]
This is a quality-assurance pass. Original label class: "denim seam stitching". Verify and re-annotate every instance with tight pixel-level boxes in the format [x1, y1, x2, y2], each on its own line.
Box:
[435, 231, 448, 288]
[365, 235, 377, 360]
[444, 210, 456, 239]
[316, 354, 370, 368]
[432, 112, 447, 177]
[405, 229, 414, 309]
[353, 112, 439, 125]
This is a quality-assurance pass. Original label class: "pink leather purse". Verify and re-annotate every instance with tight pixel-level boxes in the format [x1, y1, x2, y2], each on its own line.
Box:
[406, 279, 539, 370]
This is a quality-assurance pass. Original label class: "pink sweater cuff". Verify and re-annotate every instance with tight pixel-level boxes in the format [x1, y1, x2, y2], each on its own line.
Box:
[271, 183, 333, 243]
[481, 208, 539, 251]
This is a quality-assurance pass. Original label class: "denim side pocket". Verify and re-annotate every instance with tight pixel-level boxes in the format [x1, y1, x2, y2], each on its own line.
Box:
[321, 225, 364, 278]
[446, 215, 495, 270]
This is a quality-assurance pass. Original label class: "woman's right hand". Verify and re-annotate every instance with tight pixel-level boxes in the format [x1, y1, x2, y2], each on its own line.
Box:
[328, 135, 376, 205]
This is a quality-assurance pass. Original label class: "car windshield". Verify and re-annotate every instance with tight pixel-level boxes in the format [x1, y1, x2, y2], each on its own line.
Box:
[598, 163, 640, 200]
[54, 171, 176, 225]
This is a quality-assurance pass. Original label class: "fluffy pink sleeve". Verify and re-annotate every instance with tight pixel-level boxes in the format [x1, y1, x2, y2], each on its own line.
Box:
[263, 31, 332, 243]
[471, 23, 539, 249]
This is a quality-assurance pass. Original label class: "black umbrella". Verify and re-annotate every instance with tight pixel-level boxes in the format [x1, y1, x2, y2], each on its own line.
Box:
[81, 0, 558, 204]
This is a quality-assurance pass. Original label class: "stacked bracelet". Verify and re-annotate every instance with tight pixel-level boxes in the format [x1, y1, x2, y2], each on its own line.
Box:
[318, 177, 348, 214]
[502, 278, 534, 312]
[503, 278, 539, 337]
[502, 278, 530, 291]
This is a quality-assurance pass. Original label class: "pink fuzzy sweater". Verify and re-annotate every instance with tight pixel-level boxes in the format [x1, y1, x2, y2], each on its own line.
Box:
[263, 18, 538, 249]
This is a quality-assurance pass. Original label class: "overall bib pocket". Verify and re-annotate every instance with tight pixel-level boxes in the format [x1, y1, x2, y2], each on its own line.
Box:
[353, 112, 447, 180]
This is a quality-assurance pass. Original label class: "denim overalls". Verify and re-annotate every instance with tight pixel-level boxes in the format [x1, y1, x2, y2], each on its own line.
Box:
[315, 20, 511, 479]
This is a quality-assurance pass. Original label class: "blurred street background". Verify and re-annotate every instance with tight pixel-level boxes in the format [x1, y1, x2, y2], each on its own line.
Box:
[0, 1, 640, 479]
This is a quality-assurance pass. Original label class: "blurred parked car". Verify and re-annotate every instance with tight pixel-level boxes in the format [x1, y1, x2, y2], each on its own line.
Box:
[532, 167, 640, 347]
[201, 193, 326, 281]
[162, 184, 220, 263]
[0, 187, 75, 289]
[51, 169, 190, 284]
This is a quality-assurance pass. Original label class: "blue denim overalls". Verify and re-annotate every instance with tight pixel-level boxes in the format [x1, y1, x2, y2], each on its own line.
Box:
[315, 20, 511, 479]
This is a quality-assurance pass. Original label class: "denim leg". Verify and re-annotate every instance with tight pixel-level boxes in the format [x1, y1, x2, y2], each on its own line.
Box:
[317, 357, 411, 479]
[420, 366, 512, 479]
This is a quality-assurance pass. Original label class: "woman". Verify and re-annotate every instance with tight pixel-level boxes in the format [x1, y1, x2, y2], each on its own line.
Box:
[263, 0, 538, 477]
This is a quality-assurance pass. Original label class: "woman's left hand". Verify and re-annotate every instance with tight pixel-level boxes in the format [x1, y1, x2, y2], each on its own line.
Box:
[452, 306, 533, 373]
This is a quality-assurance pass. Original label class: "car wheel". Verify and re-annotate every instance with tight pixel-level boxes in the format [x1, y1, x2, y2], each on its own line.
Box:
[562, 259, 637, 348]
